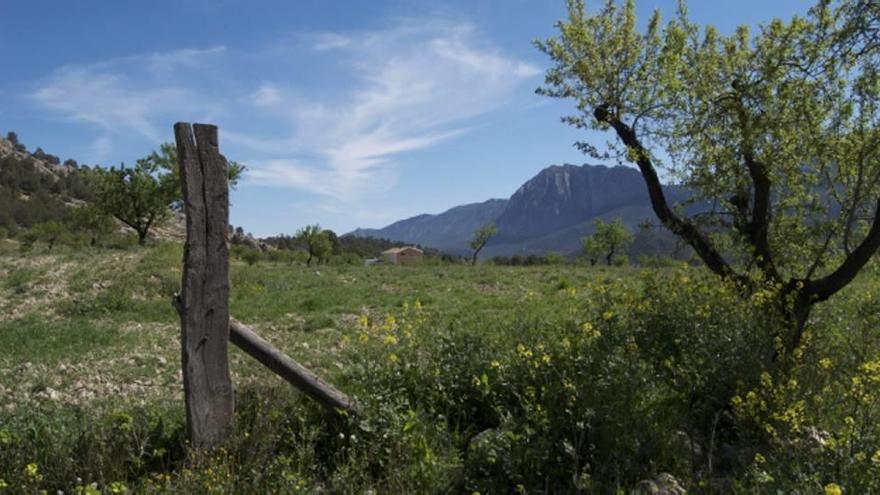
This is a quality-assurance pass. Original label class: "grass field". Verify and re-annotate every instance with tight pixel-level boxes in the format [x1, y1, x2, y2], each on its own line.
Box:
[1, 240, 879, 493]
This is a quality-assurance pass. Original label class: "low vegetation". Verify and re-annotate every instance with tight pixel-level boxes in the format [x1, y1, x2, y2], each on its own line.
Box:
[1, 239, 878, 493]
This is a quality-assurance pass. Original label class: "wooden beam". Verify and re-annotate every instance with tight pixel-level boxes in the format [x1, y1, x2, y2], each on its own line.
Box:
[174, 122, 235, 449]
[229, 318, 358, 413]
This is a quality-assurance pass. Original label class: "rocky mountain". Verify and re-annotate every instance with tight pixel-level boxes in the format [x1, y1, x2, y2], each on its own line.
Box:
[349, 164, 692, 257]
[349, 198, 509, 253]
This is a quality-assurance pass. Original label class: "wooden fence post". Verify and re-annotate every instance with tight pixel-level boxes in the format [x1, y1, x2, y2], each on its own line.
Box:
[173, 122, 235, 449]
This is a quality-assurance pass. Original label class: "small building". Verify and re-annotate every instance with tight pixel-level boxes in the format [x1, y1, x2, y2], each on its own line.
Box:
[381, 246, 423, 265]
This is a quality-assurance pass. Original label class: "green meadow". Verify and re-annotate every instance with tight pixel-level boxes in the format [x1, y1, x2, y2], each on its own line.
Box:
[1, 240, 879, 493]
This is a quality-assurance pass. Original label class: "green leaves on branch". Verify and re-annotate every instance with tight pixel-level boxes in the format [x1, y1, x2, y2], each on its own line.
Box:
[539, 0, 880, 347]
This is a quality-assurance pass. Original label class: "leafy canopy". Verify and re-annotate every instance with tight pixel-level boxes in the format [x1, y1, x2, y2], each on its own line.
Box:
[538, 0, 880, 340]
[92, 144, 246, 245]
[582, 218, 634, 265]
[469, 223, 498, 265]
[296, 224, 333, 265]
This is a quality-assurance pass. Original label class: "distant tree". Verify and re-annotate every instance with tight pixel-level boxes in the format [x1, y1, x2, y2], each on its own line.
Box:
[92, 159, 178, 246]
[581, 218, 634, 266]
[546, 251, 567, 265]
[469, 223, 498, 265]
[6, 132, 19, 147]
[22, 220, 69, 250]
[91, 144, 244, 246]
[538, 0, 880, 352]
[68, 204, 115, 246]
[32, 147, 60, 165]
[324, 229, 342, 255]
[296, 224, 332, 265]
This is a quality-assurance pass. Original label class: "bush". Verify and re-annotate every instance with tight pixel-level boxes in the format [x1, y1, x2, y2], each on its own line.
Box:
[242, 249, 261, 266]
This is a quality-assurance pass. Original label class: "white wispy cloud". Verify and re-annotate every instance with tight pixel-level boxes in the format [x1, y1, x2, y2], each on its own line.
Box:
[28, 47, 226, 142]
[251, 83, 282, 107]
[311, 32, 351, 51]
[241, 19, 540, 198]
[27, 21, 539, 199]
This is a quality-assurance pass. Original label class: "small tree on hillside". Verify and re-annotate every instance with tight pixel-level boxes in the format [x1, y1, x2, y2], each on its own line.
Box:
[581, 218, 634, 265]
[69, 204, 116, 246]
[538, 0, 880, 354]
[297, 224, 332, 266]
[92, 158, 177, 245]
[469, 223, 498, 265]
[90, 144, 244, 246]
[21, 220, 70, 250]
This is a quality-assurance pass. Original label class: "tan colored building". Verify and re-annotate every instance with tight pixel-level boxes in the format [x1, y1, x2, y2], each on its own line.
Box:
[382, 246, 423, 265]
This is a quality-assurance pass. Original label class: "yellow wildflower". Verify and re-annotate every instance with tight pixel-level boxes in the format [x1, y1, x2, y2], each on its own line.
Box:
[24, 463, 39, 480]
[824, 483, 843, 495]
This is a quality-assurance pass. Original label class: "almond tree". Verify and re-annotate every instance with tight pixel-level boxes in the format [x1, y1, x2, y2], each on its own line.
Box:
[469, 223, 498, 265]
[538, 0, 880, 354]
[581, 218, 634, 265]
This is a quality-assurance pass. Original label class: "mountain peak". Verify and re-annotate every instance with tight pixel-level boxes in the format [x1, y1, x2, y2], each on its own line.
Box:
[349, 163, 687, 257]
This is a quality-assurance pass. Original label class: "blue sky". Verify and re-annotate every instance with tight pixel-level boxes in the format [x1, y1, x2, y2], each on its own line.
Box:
[1, 0, 810, 236]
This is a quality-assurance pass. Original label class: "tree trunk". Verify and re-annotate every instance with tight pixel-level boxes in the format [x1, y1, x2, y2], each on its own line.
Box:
[780, 290, 814, 358]
[137, 229, 148, 246]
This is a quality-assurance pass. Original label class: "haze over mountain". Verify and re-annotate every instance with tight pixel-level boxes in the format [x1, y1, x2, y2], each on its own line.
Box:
[350, 163, 691, 257]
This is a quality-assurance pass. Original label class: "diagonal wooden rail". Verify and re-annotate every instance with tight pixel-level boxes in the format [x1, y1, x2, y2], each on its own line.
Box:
[229, 318, 357, 412]
[174, 122, 356, 449]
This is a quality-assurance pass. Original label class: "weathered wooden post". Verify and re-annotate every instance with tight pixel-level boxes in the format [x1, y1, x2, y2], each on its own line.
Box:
[173, 123, 235, 448]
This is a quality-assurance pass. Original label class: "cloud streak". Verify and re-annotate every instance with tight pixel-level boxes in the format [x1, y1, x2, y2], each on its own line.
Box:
[29, 46, 226, 145]
[242, 20, 540, 198]
[28, 21, 539, 199]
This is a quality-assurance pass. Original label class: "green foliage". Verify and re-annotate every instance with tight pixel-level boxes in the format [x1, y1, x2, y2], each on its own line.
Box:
[538, 0, 880, 352]
[91, 159, 177, 246]
[545, 251, 567, 265]
[2, 244, 879, 492]
[296, 224, 333, 265]
[581, 217, 634, 265]
[242, 249, 261, 266]
[68, 204, 115, 246]
[19, 221, 72, 250]
[469, 223, 498, 265]
[147, 142, 246, 209]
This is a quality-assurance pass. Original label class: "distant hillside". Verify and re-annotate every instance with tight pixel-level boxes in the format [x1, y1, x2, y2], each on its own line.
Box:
[349, 198, 509, 253]
[0, 133, 94, 234]
[349, 164, 693, 258]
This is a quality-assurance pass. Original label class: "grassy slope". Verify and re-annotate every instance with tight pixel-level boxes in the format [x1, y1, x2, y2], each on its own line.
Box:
[0, 240, 608, 412]
[1, 239, 878, 493]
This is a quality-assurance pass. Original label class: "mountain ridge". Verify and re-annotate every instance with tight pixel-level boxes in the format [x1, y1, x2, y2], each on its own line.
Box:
[348, 163, 688, 257]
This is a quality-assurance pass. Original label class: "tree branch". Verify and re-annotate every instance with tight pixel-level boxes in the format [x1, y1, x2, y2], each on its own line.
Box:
[594, 105, 744, 285]
[809, 197, 880, 302]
